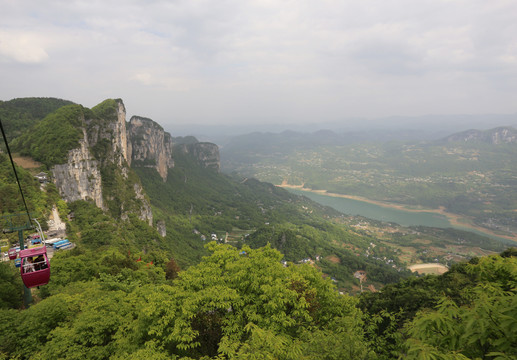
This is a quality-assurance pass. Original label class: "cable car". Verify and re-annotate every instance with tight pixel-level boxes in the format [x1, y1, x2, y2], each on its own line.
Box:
[19, 247, 50, 288]
[8, 248, 17, 260]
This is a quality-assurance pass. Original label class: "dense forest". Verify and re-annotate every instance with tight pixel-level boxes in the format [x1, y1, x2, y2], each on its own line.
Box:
[1, 233, 515, 358]
[0, 98, 516, 359]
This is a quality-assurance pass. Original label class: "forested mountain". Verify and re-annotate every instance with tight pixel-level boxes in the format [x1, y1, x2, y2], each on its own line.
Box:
[0, 98, 515, 359]
[0, 97, 74, 142]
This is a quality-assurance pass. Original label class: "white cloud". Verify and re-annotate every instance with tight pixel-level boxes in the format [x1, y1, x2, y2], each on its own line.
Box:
[0, 31, 49, 63]
[0, 0, 516, 125]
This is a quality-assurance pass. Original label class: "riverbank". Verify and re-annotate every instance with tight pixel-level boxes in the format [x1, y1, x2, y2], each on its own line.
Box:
[278, 184, 517, 243]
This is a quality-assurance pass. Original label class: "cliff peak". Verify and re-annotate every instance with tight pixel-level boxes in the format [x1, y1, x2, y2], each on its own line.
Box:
[49, 99, 152, 225]
[127, 115, 174, 181]
[127, 116, 221, 180]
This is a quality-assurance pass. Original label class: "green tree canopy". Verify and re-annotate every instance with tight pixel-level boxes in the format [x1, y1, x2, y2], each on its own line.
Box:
[402, 254, 517, 359]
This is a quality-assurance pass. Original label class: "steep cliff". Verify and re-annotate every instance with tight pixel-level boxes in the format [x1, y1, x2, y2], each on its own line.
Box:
[127, 116, 174, 181]
[52, 128, 104, 209]
[12, 97, 221, 227]
[127, 116, 220, 179]
[48, 99, 153, 225]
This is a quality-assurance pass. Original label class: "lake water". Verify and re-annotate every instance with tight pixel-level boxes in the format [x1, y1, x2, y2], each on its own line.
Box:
[287, 188, 451, 227]
[286, 188, 513, 243]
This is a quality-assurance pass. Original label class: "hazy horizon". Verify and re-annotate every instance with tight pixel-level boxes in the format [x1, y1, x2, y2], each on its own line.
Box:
[166, 113, 517, 141]
[1, 0, 516, 130]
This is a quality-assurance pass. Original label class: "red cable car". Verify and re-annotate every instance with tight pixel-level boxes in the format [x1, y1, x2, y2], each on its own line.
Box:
[19, 247, 50, 288]
[8, 248, 18, 260]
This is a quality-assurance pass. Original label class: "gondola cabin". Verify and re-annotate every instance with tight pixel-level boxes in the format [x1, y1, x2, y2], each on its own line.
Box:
[19, 247, 50, 288]
[8, 248, 17, 260]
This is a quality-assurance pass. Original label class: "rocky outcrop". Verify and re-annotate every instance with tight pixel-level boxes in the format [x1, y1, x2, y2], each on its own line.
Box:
[85, 100, 128, 168]
[127, 116, 220, 178]
[134, 182, 153, 226]
[52, 128, 104, 209]
[490, 127, 517, 144]
[156, 220, 166, 237]
[116, 102, 129, 164]
[127, 116, 174, 181]
[51, 99, 152, 225]
[50, 98, 220, 227]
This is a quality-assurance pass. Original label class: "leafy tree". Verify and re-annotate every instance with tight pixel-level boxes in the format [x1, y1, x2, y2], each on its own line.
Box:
[402, 254, 517, 359]
[138, 242, 372, 359]
[0, 262, 23, 309]
[0, 292, 80, 359]
[37, 288, 133, 360]
[165, 258, 181, 280]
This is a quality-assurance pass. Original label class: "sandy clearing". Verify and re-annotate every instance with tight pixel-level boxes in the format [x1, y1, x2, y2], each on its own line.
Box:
[408, 263, 449, 275]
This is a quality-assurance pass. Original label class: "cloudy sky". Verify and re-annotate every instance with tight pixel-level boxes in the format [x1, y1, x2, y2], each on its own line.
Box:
[1, 0, 516, 129]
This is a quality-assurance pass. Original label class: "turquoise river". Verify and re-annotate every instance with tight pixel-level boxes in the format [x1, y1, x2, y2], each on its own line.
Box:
[285, 188, 514, 244]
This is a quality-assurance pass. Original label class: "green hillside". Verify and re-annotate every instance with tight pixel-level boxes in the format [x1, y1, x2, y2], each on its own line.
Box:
[0, 153, 62, 224]
[12, 104, 87, 167]
[134, 148, 410, 288]
[1, 237, 515, 359]
[0, 97, 74, 143]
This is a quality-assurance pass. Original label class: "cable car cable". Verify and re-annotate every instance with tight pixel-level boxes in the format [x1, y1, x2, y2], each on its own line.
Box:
[0, 117, 32, 224]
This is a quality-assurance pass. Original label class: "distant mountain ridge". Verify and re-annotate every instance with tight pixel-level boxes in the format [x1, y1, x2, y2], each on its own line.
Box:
[442, 126, 517, 144]
[220, 125, 517, 237]
[221, 125, 517, 171]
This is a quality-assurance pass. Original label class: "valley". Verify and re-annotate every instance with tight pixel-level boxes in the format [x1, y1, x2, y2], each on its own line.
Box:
[221, 127, 517, 239]
[1, 98, 516, 359]
[280, 184, 517, 243]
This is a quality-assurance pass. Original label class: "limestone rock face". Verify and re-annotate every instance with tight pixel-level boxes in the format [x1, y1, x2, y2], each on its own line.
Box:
[127, 116, 220, 178]
[52, 128, 104, 209]
[490, 127, 517, 144]
[49, 98, 221, 228]
[116, 102, 129, 164]
[85, 100, 128, 168]
[134, 182, 153, 226]
[127, 116, 174, 181]
[156, 220, 166, 237]
[176, 142, 220, 171]
[51, 99, 152, 225]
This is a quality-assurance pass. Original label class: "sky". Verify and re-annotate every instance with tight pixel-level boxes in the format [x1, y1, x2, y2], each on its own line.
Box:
[1, 0, 517, 130]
